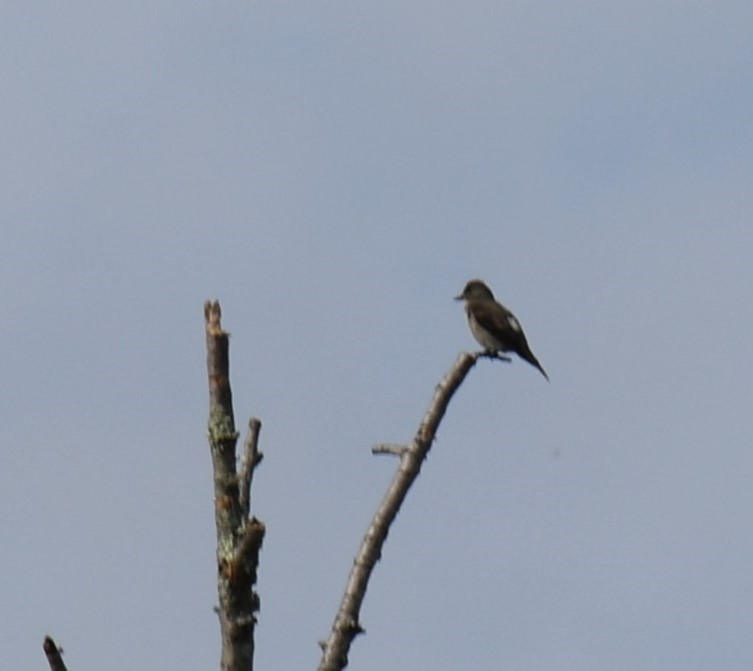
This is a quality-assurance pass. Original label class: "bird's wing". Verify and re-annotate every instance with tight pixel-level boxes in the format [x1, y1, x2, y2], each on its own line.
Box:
[472, 300, 549, 380]
[472, 301, 525, 342]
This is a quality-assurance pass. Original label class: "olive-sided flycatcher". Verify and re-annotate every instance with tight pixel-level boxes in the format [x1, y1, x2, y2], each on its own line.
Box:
[455, 279, 549, 380]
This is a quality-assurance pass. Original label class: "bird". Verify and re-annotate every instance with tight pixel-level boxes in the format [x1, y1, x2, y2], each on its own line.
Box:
[455, 279, 549, 381]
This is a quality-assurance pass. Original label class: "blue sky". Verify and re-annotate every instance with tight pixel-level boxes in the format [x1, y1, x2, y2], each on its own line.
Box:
[2, 2, 752, 669]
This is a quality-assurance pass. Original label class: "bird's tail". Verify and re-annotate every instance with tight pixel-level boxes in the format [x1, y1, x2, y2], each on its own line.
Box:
[521, 349, 549, 381]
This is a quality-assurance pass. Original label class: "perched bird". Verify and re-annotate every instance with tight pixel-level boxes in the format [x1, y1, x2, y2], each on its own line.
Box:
[455, 279, 549, 381]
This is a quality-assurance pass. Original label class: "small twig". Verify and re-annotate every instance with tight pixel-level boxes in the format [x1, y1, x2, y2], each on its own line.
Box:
[43, 637, 68, 671]
[239, 418, 263, 517]
[371, 444, 409, 457]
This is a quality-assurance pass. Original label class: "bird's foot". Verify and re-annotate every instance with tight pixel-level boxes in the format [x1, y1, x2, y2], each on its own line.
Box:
[480, 350, 512, 363]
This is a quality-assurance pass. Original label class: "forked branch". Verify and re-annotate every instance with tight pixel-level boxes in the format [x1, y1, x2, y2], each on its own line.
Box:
[205, 301, 265, 671]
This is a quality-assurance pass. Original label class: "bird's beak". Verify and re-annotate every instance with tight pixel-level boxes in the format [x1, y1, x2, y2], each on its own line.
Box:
[454, 294, 464, 301]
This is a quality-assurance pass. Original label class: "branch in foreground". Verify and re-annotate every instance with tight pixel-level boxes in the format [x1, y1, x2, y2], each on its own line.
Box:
[317, 350, 485, 671]
[43, 636, 68, 671]
[205, 301, 266, 671]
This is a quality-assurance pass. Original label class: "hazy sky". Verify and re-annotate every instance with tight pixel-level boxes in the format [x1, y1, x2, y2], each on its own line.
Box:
[2, 3, 752, 670]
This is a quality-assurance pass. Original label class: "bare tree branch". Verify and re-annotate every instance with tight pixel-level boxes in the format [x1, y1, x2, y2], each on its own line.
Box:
[317, 350, 486, 671]
[205, 300, 265, 671]
[239, 418, 263, 518]
[43, 636, 68, 671]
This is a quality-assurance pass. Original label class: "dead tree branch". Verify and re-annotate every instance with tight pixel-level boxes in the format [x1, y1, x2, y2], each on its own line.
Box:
[239, 418, 263, 518]
[205, 301, 265, 671]
[317, 350, 486, 671]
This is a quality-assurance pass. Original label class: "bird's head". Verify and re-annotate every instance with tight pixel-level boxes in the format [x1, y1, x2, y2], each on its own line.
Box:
[455, 279, 494, 302]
